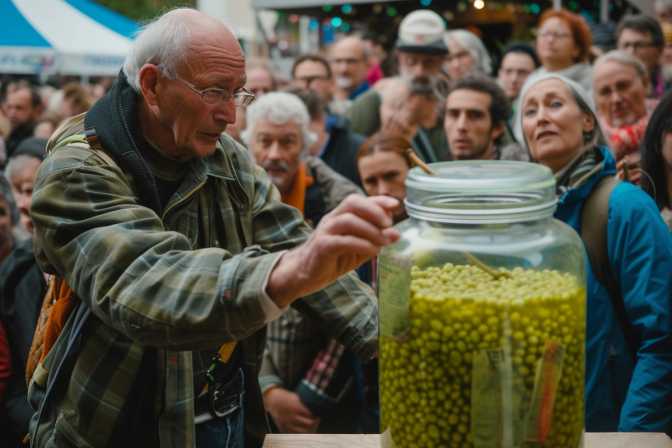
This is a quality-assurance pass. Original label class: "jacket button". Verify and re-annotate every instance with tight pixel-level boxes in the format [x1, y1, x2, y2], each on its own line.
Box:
[59, 414, 63, 421]
[240, 204, 246, 212]
[53, 436, 56, 441]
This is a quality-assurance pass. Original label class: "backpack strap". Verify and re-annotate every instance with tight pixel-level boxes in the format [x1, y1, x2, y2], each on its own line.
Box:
[28, 129, 116, 446]
[580, 175, 641, 359]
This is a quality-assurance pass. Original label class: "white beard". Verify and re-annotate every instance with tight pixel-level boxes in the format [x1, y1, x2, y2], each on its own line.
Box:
[336, 76, 353, 89]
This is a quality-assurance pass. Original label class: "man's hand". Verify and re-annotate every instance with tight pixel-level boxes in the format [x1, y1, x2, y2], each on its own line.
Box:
[267, 195, 400, 307]
[264, 387, 321, 434]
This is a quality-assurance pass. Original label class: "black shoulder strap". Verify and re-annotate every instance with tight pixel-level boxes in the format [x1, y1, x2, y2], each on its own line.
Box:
[581, 175, 641, 359]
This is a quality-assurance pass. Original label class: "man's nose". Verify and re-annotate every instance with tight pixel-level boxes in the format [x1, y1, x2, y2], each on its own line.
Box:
[267, 141, 282, 160]
[377, 181, 390, 196]
[456, 113, 468, 130]
[214, 98, 237, 124]
[16, 193, 30, 211]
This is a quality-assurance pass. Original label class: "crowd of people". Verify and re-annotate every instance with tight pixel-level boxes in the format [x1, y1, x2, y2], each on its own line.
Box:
[0, 4, 672, 448]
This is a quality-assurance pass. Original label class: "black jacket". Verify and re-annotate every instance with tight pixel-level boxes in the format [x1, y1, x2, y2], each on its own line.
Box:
[0, 237, 47, 448]
[320, 122, 366, 189]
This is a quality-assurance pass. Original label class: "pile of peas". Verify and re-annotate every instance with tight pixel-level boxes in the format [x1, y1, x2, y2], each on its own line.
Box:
[379, 263, 586, 448]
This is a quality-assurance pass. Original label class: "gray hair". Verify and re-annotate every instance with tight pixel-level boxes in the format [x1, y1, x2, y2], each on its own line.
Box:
[240, 92, 317, 157]
[0, 172, 19, 226]
[123, 7, 239, 94]
[444, 29, 492, 75]
[514, 72, 608, 152]
[594, 50, 648, 79]
[655, 0, 672, 11]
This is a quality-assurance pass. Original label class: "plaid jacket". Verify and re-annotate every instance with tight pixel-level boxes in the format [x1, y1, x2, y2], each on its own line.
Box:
[27, 117, 378, 448]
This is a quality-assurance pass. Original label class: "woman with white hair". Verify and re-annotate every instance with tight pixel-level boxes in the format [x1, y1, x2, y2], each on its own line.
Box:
[443, 29, 492, 80]
[516, 72, 672, 434]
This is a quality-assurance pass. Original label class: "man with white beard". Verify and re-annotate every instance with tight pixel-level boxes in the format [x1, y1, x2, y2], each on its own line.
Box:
[347, 10, 450, 162]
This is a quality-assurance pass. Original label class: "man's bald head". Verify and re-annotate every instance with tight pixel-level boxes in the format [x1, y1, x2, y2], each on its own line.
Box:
[124, 8, 244, 93]
[128, 8, 249, 161]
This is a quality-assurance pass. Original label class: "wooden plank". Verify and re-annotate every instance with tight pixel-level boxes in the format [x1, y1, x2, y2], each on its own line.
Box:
[262, 433, 672, 448]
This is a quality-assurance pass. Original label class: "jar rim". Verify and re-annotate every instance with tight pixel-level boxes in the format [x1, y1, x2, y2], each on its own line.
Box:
[405, 161, 557, 223]
[405, 160, 555, 191]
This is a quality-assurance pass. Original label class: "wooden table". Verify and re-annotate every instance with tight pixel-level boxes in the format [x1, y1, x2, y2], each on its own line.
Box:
[262, 433, 672, 448]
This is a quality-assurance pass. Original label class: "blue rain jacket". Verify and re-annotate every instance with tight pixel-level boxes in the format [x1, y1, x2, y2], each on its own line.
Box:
[554, 146, 672, 433]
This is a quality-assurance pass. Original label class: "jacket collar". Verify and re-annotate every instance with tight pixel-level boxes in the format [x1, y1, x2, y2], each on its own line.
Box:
[558, 145, 617, 205]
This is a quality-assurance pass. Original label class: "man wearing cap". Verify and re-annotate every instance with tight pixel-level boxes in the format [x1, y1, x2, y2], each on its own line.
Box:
[347, 9, 450, 163]
[497, 42, 540, 119]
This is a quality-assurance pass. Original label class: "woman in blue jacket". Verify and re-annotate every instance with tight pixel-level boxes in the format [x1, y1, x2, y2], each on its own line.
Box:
[514, 72, 672, 433]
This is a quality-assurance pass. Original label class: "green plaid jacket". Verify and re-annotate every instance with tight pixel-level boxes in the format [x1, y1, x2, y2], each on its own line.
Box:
[27, 120, 378, 448]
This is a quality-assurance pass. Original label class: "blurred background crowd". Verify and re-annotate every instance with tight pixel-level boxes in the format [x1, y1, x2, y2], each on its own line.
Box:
[2, 0, 672, 446]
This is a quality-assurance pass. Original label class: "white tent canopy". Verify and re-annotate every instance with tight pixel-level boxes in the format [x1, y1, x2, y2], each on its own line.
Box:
[0, 0, 138, 76]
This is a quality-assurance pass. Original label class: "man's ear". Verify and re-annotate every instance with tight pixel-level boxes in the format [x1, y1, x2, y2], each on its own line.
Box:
[138, 64, 161, 107]
[491, 120, 506, 141]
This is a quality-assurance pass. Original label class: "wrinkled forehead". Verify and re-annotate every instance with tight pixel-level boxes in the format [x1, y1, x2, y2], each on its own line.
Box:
[523, 78, 573, 103]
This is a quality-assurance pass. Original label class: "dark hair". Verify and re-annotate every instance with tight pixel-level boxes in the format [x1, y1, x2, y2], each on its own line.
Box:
[617, 14, 665, 47]
[446, 73, 510, 129]
[12, 84, 42, 109]
[502, 42, 541, 68]
[538, 8, 593, 62]
[283, 86, 323, 121]
[641, 90, 672, 210]
[292, 53, 332, 79]
[358, 131, 413, 167]
[0, 173, 19, 226]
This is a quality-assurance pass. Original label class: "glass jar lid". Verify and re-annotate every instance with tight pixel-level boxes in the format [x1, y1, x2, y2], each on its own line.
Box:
[405, 161, 557, 224]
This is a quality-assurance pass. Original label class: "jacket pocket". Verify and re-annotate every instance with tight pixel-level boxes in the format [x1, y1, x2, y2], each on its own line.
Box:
[43, 409, 93, 448]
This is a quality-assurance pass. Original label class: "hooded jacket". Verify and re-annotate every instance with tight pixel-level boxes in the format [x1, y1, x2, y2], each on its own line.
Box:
[555, 146, 672, 433]
[27, 70, 378, 447]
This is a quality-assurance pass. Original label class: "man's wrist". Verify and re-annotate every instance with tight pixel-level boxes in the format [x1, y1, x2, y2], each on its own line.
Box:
[266, 249, 309, 308]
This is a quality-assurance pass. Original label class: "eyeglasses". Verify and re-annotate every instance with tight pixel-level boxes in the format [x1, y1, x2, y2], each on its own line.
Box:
[537, 28, 572, 40]
[157, 65, 255, 107]
[401, 55, 444, 70]
[617, 41, 659, 50]
[331, 58, 365, 66]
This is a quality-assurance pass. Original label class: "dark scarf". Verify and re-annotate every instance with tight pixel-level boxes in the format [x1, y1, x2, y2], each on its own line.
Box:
[84, 70, 163, 216]
[556, 146, 603, 196]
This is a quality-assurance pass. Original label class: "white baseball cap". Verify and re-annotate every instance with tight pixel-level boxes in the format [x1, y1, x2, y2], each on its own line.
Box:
[396, 10, 448, 55]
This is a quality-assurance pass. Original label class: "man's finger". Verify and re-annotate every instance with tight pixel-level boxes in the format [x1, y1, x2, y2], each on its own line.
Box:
[329, 195, 399, 229]
[321, 213, 394, 247]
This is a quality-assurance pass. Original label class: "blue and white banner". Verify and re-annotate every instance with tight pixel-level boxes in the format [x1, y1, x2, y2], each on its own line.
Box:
[0, 0, 138, 75]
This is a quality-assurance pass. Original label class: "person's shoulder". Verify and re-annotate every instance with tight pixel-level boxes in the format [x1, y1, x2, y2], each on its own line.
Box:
[306, 156, 363, 197]
[608, 181, 667, 228]
[350, 88, 382, 110]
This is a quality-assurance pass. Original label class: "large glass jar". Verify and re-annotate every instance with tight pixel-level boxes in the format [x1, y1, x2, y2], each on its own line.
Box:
[378, 161, 586, 448]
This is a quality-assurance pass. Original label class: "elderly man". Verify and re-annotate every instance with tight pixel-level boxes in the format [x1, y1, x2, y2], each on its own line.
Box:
[4, 86, 43, 160]
[242, 91, 364, 434]
[27, 9, 397, 448]
[347, 9, 449, 163]
[616, 15, 669, 98]
[593, 50, 657, 182]
[330, 36, 371, 105]
[445, 74, 528, 162]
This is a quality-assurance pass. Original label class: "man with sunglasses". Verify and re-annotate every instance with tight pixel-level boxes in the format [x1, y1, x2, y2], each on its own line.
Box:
[26, 8, 397, 448]
[616, 14, 670, 99]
